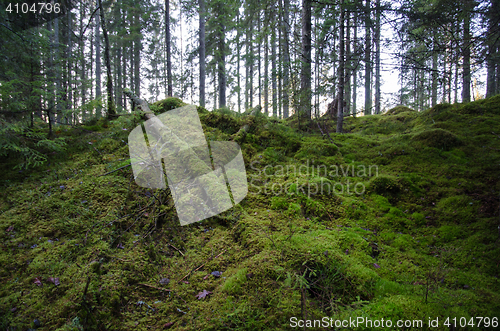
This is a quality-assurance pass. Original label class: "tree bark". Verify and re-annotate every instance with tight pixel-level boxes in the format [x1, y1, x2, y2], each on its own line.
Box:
[364, 0, 372, 115]
[462, 1, 472, 103]
[271, 26, 277, 117]
[281, 0, 290, 119]
[374, 0, 380, 114]
[300, 0, 312, 121]
[134, 9, 141, 98]
[166, 0, 173, 97]
[199, 0, 206, 106]
[352, 11, 357, 117]
[98, 0, 116, 118]
[217, 18, 226, 108]
[337, 2, 345, 133]
[95, 10, 101, 116]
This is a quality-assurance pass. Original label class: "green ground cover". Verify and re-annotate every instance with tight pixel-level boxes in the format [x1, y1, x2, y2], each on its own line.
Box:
[1, 96, 499, 330]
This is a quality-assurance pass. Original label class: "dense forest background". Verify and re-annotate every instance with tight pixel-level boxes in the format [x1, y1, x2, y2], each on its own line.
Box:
[2, 0, 500, 129]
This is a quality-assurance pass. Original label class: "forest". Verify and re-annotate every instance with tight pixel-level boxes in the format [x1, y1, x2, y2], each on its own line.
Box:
[1, 0, 500, 330]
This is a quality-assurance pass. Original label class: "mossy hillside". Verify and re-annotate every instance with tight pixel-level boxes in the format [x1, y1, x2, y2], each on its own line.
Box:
[0, 96, 500, 330]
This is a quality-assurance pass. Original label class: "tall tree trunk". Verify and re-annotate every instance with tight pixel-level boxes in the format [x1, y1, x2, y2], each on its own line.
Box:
[217, 21, 226, 108]
[166, 0, 173, 97]
[199, 0, 206, 106]
[281, 0, 290, 119]
[134, 10, 141, 97]
[364, 0, 372, 115]
[98, 0, 116, 118]
[486, 0, 499, 98]
[374, 0, 380, 114]
[300, 0, 312, 121]
[462, 1, 471, 103]
[264, 33, 269, 115]
[66, 12, 72, 122]
[54, 16, 62, 123]
[337, 2, 345, 133]
[257, 15, 262, 106]
[79, 3, 85, 113]
[95, 10, 102, 116]
[236, 14, 241, 112]
[352, 11, 357, 117]
[271, 26, 277, 117]
[246, 17, 253, 109]
[345, 10, 351, 115]
[278, 26, 282, 118]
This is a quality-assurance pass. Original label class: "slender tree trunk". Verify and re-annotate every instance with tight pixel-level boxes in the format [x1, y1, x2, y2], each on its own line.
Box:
[300, 0, 312, 121]
[364, 0, 372, 115]
[271, 26, 277, 117]
[217, 20, 226, 108]
[79, 3, 85, 113]
[352, 12, 357, 116]
[54, 16, 62, 123]
[134, 10, 141, 97]
[236, 14, 241, 112]
[257, 15, 262, 106]
[278, 26, 282, 118]
[95, 11, 101, 116]
[337, 2, 345, 133]
[486, 0, 499, 97]
[345, 10, 351, 115]
[462, 2, 471, 103]
[67, 13, 72, 122]
[264, 33, 269, 115]
[199, 0, 206, 106]
[374, 0, 380, 114]
[282, 0, 290, 118]
[98, 0, 116, 118]
[166, 0, 172, 97]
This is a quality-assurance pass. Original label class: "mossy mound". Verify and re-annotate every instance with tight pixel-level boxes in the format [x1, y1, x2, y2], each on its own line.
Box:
[151, 97, 186, 114]
[411, 128, 462, 150]
[384, 105, 416, 115]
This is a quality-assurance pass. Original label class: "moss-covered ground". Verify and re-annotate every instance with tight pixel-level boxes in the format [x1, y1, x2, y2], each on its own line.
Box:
[1, 96, 500, 330]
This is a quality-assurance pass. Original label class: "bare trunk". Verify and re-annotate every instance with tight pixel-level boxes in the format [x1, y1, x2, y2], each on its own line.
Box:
[98, 0, 116, 118]
[166, 0, 173, 97]
[199, 0, 206, 106]
[462, 2, 471, 103]
[95, 11, 101, 116]
[364, 0, 372, 115]
[337, 2, 345, 133]
[282, 0, 290, 118]
[217, 21, 226, 108]
[300, 0, 312, 121]
[374, 0, 380, 114]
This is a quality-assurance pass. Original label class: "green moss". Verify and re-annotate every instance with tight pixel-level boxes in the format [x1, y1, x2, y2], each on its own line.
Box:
[412, 128, 462, 150]
[368, 175, 401, 198]
[384, 105, 416, 115]
[151, 97, 185, 114]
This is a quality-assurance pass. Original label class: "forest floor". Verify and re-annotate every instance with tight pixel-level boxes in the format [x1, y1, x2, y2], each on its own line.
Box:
[1, 96, 500, 330]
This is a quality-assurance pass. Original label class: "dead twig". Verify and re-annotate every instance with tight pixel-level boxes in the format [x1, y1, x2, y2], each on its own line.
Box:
[168, 243, 185, 256]
[137, 283, 171, 292]
[177, 249, 227, 283]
